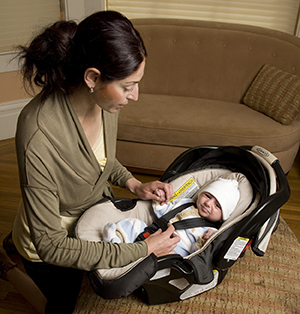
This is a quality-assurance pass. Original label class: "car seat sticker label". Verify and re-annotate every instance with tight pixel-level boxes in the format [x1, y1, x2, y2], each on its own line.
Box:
[170, 178, 200, 202]
[224, 237, 249, 260]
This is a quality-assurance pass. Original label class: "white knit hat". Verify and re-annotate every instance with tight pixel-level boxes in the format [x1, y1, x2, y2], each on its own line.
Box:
[199, 178, 240, 221]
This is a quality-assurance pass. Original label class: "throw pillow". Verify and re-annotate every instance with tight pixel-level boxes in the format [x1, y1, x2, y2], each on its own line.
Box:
[243, 64, 300, 125]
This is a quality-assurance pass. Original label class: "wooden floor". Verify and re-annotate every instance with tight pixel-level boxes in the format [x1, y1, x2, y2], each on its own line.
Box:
[0, 137, 299, 313]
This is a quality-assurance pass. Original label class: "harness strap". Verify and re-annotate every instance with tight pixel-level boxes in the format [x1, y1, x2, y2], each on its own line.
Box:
[159, 202, 195, 224]
[173, 218, 221, 230]
[135, 201, 220, 242]
[135, 202, 193, 242]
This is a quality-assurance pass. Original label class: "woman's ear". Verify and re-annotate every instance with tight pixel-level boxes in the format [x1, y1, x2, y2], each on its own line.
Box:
[84, 67, 101, 90]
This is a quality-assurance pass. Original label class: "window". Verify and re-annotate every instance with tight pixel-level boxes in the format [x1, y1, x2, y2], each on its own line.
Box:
[107, 0, 300, 35]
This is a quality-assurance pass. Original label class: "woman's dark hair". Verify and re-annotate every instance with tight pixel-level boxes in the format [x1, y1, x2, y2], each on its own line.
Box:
[17, 11, 147, 100]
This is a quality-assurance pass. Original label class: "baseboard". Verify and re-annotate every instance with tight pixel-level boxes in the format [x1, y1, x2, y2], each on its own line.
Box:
[0, 98, 31, 140]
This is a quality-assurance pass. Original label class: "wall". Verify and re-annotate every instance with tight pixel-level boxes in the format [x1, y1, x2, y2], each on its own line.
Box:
[0, 0, 105, 140]
[0, 70, 31, 139]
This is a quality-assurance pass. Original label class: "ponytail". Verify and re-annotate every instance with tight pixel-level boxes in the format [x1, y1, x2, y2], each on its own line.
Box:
[17, 20, 77, 101]
[17, 11, 147, 101]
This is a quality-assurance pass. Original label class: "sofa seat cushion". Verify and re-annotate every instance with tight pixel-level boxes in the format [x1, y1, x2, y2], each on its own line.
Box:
[118, 93, 300, 153]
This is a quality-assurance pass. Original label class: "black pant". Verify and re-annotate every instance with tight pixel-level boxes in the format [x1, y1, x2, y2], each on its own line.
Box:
[21, 257, 84, 314]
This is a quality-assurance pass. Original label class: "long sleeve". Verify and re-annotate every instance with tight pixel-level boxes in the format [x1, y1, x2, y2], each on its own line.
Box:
[13, 92, 147, 271]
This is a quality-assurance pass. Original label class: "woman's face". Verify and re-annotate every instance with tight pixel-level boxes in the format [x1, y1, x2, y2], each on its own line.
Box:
[94, 60, 146, 113]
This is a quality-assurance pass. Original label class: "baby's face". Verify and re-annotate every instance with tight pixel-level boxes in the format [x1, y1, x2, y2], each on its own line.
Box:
[196, 192, 222, 222]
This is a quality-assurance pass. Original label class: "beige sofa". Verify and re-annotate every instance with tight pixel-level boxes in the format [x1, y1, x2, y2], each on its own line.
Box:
[116, 19, 300, 174]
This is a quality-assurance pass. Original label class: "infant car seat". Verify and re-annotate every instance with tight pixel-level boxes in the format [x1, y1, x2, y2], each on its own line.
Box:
[74, 145, 290, 304]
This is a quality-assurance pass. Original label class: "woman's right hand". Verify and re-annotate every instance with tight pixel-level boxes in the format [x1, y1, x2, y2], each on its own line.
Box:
[144, 224, 180, 257]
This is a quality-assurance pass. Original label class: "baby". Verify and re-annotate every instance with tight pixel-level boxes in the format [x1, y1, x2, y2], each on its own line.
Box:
[103, 178, 240, 257]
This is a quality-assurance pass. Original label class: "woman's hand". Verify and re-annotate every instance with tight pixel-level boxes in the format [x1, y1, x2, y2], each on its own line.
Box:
[125, 178, 173, 205]
[144, 224, 180, 257]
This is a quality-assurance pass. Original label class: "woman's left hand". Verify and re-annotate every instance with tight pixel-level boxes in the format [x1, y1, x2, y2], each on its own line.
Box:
[126, 178, 173, 205]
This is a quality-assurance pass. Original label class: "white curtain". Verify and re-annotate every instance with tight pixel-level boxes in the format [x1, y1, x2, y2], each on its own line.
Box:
[0, 0, 61, 52]
[107, 0, 300, 35]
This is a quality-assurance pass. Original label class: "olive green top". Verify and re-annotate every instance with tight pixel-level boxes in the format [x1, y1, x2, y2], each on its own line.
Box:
[13, 91, 147, 270]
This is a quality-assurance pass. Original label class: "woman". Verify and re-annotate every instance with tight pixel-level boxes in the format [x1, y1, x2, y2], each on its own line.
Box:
[0, 10, 179, 314]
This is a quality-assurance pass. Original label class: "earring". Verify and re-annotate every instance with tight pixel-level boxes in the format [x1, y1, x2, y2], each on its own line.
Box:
[89, 87, 94, 93]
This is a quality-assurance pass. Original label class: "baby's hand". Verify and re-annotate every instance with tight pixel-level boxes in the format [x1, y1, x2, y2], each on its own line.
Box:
[154, 188, 167, 204]
[203, 228, 215, 242]
[192, 229, 216, 252]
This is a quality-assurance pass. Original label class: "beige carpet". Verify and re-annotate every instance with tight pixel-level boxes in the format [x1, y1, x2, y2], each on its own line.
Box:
[74, 218, 300, 314]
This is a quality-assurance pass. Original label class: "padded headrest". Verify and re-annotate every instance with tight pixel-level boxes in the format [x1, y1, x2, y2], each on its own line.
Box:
[168, 168, 253, 221]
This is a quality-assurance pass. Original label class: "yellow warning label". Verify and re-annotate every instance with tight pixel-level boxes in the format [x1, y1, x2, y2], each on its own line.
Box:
[238, 237, 249, 242]
[169, 178, 198, 202]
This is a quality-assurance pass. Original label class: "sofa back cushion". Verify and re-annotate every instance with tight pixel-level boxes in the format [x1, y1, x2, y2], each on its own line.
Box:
[133, 19, 300, 104]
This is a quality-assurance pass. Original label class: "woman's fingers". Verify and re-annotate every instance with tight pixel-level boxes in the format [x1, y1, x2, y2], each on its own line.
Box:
[145, 224, 180, 257]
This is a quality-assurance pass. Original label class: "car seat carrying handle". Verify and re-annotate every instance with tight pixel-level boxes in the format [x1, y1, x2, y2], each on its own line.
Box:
[135, 201, 220, 242]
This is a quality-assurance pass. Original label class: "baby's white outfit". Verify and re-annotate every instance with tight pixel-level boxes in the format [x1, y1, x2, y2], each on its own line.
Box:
[103, 178, 240, 257]
[103, 198, 217, 257]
